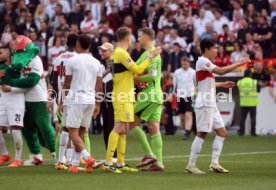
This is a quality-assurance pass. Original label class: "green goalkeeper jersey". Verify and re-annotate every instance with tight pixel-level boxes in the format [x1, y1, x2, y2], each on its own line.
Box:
[136, 47, 163, 104]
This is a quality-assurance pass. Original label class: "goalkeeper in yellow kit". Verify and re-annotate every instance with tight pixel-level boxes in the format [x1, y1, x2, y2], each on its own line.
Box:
[104, 27, 161, 173]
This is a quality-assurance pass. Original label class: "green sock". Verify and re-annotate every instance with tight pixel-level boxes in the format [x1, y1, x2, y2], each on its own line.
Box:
[55, 133, 60, 159]
[151, 133, 163, 167]
[132, 127, 154, 157]
[84, 132, 91, 154]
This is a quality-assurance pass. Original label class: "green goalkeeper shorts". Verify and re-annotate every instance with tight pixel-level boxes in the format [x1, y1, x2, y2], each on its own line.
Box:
[134, 101, 162, 122]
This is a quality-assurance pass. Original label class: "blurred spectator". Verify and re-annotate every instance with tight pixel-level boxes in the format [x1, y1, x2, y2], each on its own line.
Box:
[0, 25, 13, 46]
[229, 10, 244, 35]
[48, 26, 63, 48]
[231, 0, 244, 19]
[17, 12, 38, 35]
[29, 30, 43, 52]
[86, 0, 102, 24]
[253, 16, 272, 58]
[106, 6, 123, 32]
[252, 62, 271, 92]
[245, 0, 270, 13]
[45, 0, 57, 19]
[34, 4, 49, 31]
[147, 3, 160, 32]
[230, 42, 248, 63]
[26, 0, 40, 14]
[99, 21, 114, 36]
[167, 43, 188, 73]
[244, 3, 258, 24]
[67, 3, 83, 27]
[131, 42, 143, 61]
[130, 2, 144, 29]
[169, 28, 187, 49]
[123, 15, 138, 38]
[213, 8, 230, 35]
[56, 14, 70, 31]
[201, 22, 214, 40]
[237, 19, 252, 43]
[194, 8, 211, 37]
[218, 24, 230, 43]
[80, 10, 98, 34]
[59, 0, 71, 14]
[269, 66, 276, 102]
[223, 31, 236, 55]
[158, 10, 179, 30]
[215, 45, 232, 67]
[48, 36, 65, 66]
[243, 32, 255, 58]
[178, 20, 193, 44]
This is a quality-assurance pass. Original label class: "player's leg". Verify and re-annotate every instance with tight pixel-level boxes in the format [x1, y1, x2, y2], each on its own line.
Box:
[210, 106, 229, 173]
[186, 107, 214, 174]
[32, 102, 55, 156]
[0, 109, 11, 165]
[183, 97, 193, 140]
[22, 103, 43, 166]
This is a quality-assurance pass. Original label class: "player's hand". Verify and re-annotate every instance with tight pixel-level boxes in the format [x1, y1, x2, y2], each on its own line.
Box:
[93, 105, 100, 119]
[1, 85, 11, 92]
[238, 58, 251, 66]
[58, 104, 64, 115]
[47, 101, 53, 113]
[149, 46, 162, 60]
[222, 81, 236, 88]
[133, 75, 140, 83]
[0, 70, 5, 78]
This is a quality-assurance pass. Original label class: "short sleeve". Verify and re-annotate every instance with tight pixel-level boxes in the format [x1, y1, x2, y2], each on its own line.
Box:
[97, 63, 103, 77]
[199, 59, 216, 73]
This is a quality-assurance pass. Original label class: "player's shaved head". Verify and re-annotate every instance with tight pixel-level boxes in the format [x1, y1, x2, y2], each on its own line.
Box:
[116, 27, 132, 42]
[77, 34, 91, 50]
[0, 46, 10, 63]
[67, 33, 78, 48]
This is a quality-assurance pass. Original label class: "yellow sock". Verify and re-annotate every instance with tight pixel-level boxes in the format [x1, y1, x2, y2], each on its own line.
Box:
[106, 131, 120, 163]
[117, 135, 127, 165]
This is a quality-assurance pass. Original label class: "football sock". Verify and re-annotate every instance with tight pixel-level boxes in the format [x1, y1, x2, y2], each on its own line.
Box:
[151, 133, 163, 166]
[55, 133, 60, 160]
[12, 130, 23, 161]
[132, 127, 154, 157]
[71, 151, 81, 167]
[66, 148, 73, 164]
[0, 131, 8, 155]
[81, 149, 90, 160]
[211, 136, 225, 165]
[105, 131, 119, 164]
[188, 136, 204, 167]
[84, 132, 91, 154]
[117, 135, 126, 165]
[58, 131, 69, 163]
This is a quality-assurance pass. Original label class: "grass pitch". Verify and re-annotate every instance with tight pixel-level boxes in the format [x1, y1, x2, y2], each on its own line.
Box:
[0, 134, 275, 190]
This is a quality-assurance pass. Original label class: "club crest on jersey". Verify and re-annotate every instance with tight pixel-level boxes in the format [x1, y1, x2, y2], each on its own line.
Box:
[126, 58, 132, 63]
[23, 67, 32, 76]
[206, 63, 211, 67]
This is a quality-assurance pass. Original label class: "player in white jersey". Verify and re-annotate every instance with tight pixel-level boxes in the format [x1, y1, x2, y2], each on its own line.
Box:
[49, 33, 79, 170]
[186, 39, 250, 174]
[0, 46, 25, 167]
[59, 34, 103, 173]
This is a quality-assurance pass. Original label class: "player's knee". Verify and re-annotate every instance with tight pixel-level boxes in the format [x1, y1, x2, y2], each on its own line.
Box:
[217, 128, 227, 137]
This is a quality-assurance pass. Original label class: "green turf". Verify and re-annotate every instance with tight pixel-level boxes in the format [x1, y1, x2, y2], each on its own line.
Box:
[0, 134, 275, 190]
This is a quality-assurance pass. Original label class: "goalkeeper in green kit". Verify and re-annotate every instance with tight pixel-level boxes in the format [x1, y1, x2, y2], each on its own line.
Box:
[130, 27, 164, 171]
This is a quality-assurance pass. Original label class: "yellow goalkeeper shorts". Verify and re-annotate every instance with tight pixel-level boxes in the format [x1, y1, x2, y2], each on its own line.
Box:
[113, 102, 134, 122]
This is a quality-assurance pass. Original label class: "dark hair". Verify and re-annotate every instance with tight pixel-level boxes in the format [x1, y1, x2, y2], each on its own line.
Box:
[116, 27, 131, 41]
[139, 27, 155, 40]
[53, 36, 62, 46]
[84, 10, 91, 17]
[181, 56, 190, 62]
[200, 39, 216, 53]
[67, 33, 78, 48]
[244, 69, 252, 77]
[78, 34, 91, 50]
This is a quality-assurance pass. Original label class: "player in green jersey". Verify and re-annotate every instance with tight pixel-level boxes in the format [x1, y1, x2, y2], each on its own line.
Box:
[130, 27, 164, 171]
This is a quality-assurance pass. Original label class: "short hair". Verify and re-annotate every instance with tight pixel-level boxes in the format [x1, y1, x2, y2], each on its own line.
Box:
[84, 10, 91, 17]
[116, 27, 131, 42]
[139, 27, 155, 40]
[78, 34, 91, 50]
[244, 69, 252, 77]
[200, 39, 216, 53]
[67, 33, 78, 48]
[181, 56, 190, 62]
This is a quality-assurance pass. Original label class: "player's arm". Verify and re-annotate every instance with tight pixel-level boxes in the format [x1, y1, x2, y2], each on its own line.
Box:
[216, 81, 235, 88]
[137, 58, 159, 83]
[4, 72, 40, 88]
[212, 58, 251, 75]
[121, 47, 162, 75]
[93, 76, 103, 119]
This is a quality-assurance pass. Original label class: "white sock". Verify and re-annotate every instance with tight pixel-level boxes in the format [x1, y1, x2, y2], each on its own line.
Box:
[188, 136, 204, 167]
[0, 131, 8, 155]
[11, 130, 23, 161]
[71, 150, 81, 167]
[66, 148, 73, 164]
[81, 149, 90, 160]
[211, 136, 225, 165]
[58, 131, 69, 163]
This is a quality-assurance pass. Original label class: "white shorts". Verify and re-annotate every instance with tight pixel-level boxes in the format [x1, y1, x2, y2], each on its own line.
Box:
[66, 104, 95, 128]
[195, 106, 224, 133]
[0, 109, 25, 127]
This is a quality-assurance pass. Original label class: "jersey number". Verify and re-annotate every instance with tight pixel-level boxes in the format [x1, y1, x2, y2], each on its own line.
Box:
[15, 114, 21, 122]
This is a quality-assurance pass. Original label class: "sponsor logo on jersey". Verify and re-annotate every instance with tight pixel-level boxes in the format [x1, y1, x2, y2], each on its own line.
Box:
[126, 58, 132, 63]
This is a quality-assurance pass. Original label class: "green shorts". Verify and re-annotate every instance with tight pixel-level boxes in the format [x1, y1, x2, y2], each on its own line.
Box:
[134, 101, 162, 122]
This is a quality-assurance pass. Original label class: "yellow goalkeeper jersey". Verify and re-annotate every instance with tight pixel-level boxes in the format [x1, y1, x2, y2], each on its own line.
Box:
[111, 47, 149, 103]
